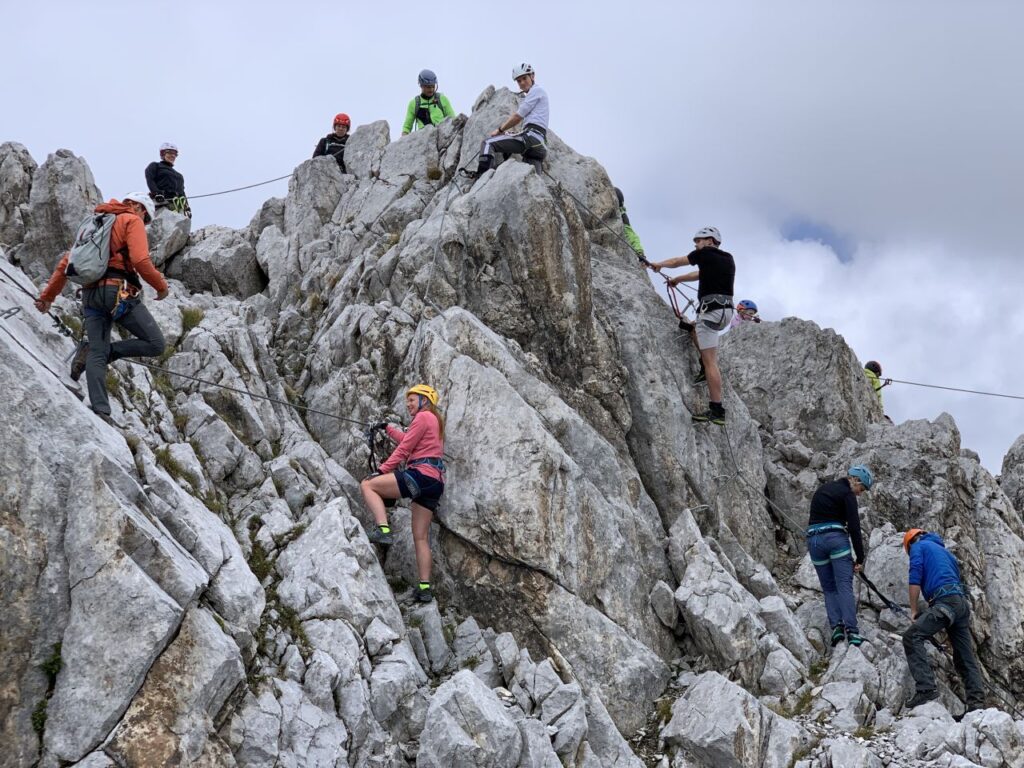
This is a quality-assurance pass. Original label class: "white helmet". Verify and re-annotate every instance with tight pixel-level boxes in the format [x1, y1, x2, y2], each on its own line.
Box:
[123, 192, 156, 223]
[159, 142, 179, 153]
[693, 226, 721, 244]
[512, 62, 535, 79]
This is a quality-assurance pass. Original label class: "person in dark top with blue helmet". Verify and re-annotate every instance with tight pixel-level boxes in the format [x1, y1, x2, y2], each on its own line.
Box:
[807, 465, 873, 647]
[901, 528, 985, 712]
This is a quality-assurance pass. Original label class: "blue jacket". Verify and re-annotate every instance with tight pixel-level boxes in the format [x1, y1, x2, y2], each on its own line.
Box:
[908, 532, 963, 601]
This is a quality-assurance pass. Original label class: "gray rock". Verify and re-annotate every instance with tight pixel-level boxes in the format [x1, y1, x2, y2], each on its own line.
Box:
[166, 224, 266, 298]
[1001, 433, 1024, 517]
[942, 708, 1024, 768]
[364, 616, 401, 658]
[147, 207, 191, 267]
[650, 580, 679, 630]
[661, 672, 808, 768]
[516, 717, 562, 768]
[104, 608, 245, 765]
[822, 736, 884, 768]
[369, 640, 428, 736]
[721, 317, 883, 452]
[759, 595, 814, 664]
[17, 148, 102, 280]
[417, 670, 522, 768]
[410, 601, 452, 674]
[0, 141, 37, 247]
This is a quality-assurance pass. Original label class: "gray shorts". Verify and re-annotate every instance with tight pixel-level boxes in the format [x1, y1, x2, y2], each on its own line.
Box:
[696, 307, 733, 350]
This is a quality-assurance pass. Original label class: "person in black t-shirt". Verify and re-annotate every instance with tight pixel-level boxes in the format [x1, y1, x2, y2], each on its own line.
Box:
[145, 142, 189, 216]
[647, 226, 735, 424]
[313, 113, 350, 172]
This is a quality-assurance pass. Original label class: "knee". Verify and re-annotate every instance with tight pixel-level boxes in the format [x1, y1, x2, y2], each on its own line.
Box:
[147, 329, 166, 357]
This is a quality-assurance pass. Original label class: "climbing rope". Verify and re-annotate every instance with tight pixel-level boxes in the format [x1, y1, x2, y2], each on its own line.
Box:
[188, 174, 292, 200]
[885, 378, 1024, 402]
[127, 359, 370, 427]
[0, 262, 76, 337]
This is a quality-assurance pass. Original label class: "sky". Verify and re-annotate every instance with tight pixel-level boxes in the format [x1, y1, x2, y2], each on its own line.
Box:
[4, 1, 1023, 472]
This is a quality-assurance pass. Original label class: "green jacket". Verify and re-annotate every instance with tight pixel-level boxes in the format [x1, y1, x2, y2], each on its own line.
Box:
[620, 205, 644, 256]
[864, 368, 883, 405]
[402, 93, 455, 133]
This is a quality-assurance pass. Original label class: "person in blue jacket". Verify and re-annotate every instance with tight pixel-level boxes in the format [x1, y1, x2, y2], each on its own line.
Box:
[902, 528, 985, 711]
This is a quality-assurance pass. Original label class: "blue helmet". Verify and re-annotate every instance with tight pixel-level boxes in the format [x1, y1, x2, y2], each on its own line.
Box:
[418, 69, 438, 86]
[737, 299, 757, 312]
[848, 465, 873, 490]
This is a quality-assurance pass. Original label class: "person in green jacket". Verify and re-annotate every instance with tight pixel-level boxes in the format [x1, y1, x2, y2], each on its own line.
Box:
[402, 69, 455, 135]
[864, 361, 891, 406]
[615, 187, 644, 258]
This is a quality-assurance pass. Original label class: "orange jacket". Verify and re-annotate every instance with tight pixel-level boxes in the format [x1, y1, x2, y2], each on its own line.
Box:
[39, 200, 168, 302]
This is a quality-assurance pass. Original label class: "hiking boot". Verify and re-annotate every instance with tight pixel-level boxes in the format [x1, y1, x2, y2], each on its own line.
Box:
[692, 408, 725, 426]
[830, 626, 846, 647]
[906, 690, 939, 709]
[89, 409, 118, 427]
[693, 369, 707, 384]
[368, 526, 393, 546]
[846, 630, 864, 647]
[70, 341, 89, 382]
[415, 585, 434, 603]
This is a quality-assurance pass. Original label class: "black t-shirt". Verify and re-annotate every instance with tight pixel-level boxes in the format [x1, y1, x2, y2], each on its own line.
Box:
[687, 246, 735, 300]
[313, 133, 347, 172]
[808, 478, 865, 564]
[145, 161, 186, 198]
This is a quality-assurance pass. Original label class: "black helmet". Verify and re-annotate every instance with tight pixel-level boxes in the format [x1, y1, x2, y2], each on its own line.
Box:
[865, 361, 882, 376]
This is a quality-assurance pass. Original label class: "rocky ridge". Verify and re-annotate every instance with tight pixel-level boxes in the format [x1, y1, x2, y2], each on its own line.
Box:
[1, 86, 1023, 767]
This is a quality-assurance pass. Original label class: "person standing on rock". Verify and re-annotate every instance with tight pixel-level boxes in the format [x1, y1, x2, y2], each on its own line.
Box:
[863, 361, 891, 406]
[901, 528, 985, 711]
[34, 194, 168, 425]
[361, 384, 446, 603]
[615, 187, 645, 259]
[313, 113, 350, 172]
[145, 142, 190, 217]
[806, 465, 873, 647]
[729, 299, 760, 328]
[466, 62, 548, 178]
[646, 227, 734, 425]
[402, 69, 455, 136]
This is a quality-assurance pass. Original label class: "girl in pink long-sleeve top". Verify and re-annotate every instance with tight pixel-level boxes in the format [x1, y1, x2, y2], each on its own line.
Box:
[360, 384, 446, 603]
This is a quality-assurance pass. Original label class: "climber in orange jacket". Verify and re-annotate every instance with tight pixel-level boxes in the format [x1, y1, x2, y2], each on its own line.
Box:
[35, 194, 169, 423]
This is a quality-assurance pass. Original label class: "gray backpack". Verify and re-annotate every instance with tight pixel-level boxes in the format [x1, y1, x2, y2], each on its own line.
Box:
[65, 213, 116, 285]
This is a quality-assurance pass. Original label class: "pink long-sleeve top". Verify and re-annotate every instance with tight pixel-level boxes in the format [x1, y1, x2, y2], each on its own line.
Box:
[380, 411, 445, 481]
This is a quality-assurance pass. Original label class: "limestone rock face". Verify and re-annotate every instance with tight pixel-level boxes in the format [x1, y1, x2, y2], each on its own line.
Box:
[661, 672, 809, 768]
[1001, 433, 1024, 515]
[166, 225, 266, 298]
[147, 207, 192, 268]
[0, 141, 37, 248]
[3, 99, 1024, 768]
[17, 149, 102, 280]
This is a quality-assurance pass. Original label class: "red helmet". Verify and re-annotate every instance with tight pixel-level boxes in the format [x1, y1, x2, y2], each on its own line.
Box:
[333, 113, 351, 127]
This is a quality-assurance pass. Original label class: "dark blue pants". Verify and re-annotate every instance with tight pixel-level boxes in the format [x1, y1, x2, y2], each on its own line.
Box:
[902, 595, 985, 707]
[83, 285, 165, 415]
[808, 530, 859, 633]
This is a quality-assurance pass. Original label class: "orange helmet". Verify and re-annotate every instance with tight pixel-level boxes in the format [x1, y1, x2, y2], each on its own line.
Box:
[333, 113, 351, 127]
[903, 528, 926, 553]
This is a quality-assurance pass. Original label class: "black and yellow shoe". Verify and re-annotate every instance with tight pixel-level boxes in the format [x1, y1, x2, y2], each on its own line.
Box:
[691, 408, 725, 426]
[368, 526, 393, 546]
[415, 583, 434, 603]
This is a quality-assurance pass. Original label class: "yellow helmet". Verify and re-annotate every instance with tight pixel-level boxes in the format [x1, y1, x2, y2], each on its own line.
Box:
[407, 384, 439, 407]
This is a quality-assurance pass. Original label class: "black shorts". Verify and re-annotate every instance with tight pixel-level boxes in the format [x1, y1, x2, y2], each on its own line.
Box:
[395, 468, 444, 511]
